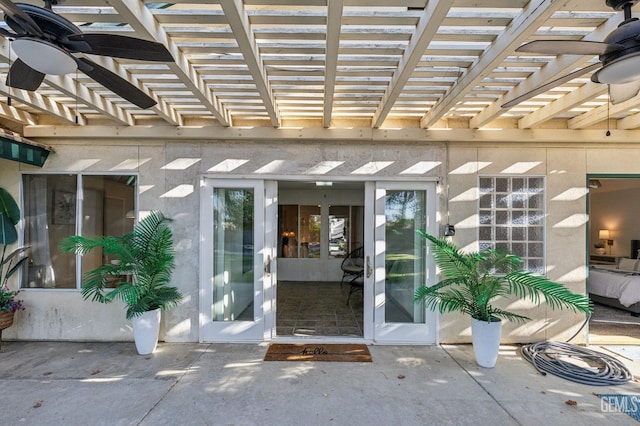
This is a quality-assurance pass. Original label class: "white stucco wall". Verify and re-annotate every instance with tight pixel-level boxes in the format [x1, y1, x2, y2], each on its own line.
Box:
[2, 139, 638, 344]
[445, 145, 590, 344]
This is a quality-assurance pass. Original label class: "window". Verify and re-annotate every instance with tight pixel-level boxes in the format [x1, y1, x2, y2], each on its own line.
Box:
[478, 176, 545, 274]
[300, 205, 321, 258]
[278, 204, 363, 259]
[329, 205, 348, 258]
[280, 205, 299, 257]
[22, 174, 137, 289]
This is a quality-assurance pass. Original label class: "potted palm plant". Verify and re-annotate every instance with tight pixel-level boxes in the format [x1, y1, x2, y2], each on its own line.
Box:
[0, 188, 28, 340]
[61, 211, 183, 355]
[414, 231, 592, 368]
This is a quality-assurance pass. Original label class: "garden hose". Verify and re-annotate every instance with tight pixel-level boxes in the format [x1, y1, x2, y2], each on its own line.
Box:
[520, 341, 633, 386]
[520, 312, 633, 386]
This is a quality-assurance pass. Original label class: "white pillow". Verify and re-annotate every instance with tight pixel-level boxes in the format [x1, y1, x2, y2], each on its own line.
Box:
[619, 258, 638, 272]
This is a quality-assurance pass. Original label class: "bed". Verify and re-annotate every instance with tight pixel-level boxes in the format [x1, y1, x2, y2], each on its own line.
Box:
[588, 239, 640, 315]
[588, 267, 640, 315]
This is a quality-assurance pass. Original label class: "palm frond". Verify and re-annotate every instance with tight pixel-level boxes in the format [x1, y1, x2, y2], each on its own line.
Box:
[505, 272, 593, 314]
[415, 231, 593, 322]
[485, 307, 531, 323]
[417, 230, 476, 280]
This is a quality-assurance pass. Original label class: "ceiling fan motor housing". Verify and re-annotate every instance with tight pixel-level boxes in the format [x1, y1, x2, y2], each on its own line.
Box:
[599, 19, 640, 65]
[607, 0, 640, 10]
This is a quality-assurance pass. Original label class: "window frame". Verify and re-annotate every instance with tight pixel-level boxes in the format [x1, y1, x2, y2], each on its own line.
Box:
[20, 171, 139, 290]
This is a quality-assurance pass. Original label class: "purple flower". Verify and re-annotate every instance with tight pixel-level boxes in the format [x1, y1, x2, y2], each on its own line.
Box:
[0, 286, 24, 313]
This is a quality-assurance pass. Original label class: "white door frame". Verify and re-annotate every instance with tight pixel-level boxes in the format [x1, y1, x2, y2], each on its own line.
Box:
[199, 178, 268, 342]
[263, 180, 278, 340]
[366, 181, 439, 344]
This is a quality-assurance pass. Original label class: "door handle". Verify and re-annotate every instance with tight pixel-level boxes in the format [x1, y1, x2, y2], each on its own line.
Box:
[366, 256, 372, 278]
[264, 255, 271, 275]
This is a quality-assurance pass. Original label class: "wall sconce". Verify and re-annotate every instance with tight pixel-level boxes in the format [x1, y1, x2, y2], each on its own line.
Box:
[599, 229, 613, 255]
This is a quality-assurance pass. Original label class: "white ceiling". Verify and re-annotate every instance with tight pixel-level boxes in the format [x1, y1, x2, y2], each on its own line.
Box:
[1, 0, 640, 134]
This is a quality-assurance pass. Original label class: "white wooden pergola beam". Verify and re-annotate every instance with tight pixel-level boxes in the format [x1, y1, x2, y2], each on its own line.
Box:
[518, 82, 607, 128]
[420, 0, 569, 129]
[568, 96, 640, 129]
[372, 0, 454, 129]
[471, 13, 621, 129]
[87, 55, 182, 126]
[0, 82, 85, 125]
[109, 0, 230, 126]
[44, 74, 135, 126]
[0, 100, 35, 125]
[219, 0, 280, 127]
[24, 125, 640, 144]
[323, 0, 343, 128]
[617, 110, 640, 130]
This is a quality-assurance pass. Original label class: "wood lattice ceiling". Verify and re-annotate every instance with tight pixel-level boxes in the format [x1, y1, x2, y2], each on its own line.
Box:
[0, 0, 638, 134]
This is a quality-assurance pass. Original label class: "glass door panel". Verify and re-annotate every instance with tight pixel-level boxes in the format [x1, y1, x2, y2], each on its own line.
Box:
[200, 179, 265, 342]
[384, 190, 426, 323]
[212, 188, 255, 321]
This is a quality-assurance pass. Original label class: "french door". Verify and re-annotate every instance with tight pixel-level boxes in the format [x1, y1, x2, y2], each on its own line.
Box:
[199, 178, 437, 344]
[199, 179, 276, 342]
[365, 181, 438, 344]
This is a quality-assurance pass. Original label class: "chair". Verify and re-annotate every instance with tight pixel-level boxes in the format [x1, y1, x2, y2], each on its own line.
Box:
[346, 271, 364, 305]
[340, 246, 364, 287]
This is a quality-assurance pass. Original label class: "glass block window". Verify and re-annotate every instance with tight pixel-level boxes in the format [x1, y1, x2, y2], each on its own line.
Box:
[478, 176, 545, 274]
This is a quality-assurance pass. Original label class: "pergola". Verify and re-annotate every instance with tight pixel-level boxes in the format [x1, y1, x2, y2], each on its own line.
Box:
[0, 0, 638, 143]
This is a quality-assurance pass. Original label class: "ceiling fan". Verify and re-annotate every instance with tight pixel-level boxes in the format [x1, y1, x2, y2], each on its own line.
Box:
[503, 0, 640, 108]
[0, 0, 174, 109]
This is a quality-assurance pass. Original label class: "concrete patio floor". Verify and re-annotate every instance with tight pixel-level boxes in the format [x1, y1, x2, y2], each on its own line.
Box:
[1, 341, 639, 425]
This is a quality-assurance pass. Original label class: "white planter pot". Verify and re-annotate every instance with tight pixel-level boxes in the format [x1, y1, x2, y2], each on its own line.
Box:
[471, 317, 502, 368]
[131, 308, 161, 355]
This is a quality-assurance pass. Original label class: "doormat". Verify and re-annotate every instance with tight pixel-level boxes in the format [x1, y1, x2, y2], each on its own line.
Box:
[264, 343, 372, 362]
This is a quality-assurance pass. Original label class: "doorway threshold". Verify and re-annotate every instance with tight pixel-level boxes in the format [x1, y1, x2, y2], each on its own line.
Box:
[272, 336, 371, 345]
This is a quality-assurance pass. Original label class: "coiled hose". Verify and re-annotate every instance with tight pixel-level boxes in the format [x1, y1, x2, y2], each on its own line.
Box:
[520, 341, 633, 386]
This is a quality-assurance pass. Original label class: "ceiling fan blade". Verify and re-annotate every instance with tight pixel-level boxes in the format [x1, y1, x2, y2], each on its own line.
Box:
[75, 57, 157, 109]
[609, 80, 640, 104]
[67, 34, 174, 62]
[0, 0, 42, 36]
[516, 40, 623, 56]
[501, 63, 601, 109]
[6, 58, 44, 91]
[0, 27, 15, 38]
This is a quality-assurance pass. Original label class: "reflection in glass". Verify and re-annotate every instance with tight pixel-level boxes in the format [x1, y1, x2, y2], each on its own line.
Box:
[279, 205, 298, 258]
[384, 190, 426, 324]
[212, 188, 254, 322]
[300, 205, 321, 258]
[329, 205, 349, 258]
[82, 175, 135, 288]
